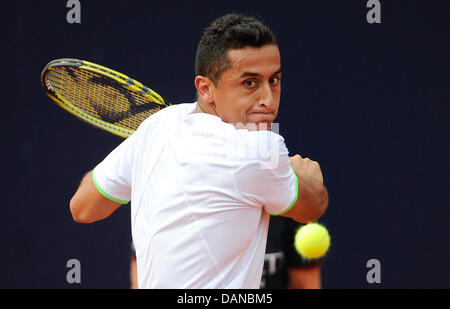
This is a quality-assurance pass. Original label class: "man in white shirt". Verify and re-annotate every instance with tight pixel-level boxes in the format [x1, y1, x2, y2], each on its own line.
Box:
[69, 13, 328, 288]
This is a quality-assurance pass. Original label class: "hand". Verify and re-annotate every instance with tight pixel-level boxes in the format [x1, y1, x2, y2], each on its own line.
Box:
[289, 155, 324, 184]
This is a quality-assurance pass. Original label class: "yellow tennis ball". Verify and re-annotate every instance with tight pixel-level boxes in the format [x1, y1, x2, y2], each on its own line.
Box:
[294, 222, 330, 259]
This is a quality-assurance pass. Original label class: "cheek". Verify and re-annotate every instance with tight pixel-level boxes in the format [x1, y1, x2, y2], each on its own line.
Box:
[234, 98, 255, 122]
[272, 90, 281, 110]
[215, 92, 249, 122]
[275, 93, 281, 108]
[224, 104, 248, 124]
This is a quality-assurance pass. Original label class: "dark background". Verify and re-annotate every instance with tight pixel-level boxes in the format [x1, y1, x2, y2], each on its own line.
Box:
[1, 0, 448, 288]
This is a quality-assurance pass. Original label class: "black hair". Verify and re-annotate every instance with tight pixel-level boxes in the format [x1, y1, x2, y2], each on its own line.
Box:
[195, 13, 277, 85]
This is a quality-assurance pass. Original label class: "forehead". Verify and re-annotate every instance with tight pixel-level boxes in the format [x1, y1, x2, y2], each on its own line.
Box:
[225, 45, 281, 76]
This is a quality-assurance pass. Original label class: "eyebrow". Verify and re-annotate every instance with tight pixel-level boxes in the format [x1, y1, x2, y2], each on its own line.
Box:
[239, 67, 282, 78]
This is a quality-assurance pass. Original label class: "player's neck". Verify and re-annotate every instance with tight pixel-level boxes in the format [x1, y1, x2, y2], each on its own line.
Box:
[196, 100, 219, 118]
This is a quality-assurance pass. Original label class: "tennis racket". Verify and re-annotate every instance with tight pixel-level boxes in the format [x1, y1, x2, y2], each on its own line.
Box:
[41, 58, 171, 138]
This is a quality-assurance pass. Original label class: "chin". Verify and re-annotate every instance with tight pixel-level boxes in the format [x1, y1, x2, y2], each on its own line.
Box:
[233, 121, 272, 131]
[256, 122, 272, 131]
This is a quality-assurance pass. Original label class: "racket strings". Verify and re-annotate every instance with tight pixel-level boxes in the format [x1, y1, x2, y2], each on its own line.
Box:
[45, 67, 165, 132]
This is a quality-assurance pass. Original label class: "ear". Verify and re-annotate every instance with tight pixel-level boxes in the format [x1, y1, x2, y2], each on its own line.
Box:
[194, 76, 215, 104]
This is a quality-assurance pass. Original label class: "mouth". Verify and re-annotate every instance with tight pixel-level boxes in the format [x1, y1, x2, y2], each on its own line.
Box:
[248, 112, 275, 123]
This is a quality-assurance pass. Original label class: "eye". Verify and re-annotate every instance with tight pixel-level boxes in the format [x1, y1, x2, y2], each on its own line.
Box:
[269, 76, 281, 87]
[243, 79, 257, 89]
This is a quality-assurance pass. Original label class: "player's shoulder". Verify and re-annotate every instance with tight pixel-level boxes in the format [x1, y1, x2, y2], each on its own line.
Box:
[233, 129, 288, 162]
[150, 102, 196, 120]
[138, 102, 197, 129]
[236, 128, 286, 145]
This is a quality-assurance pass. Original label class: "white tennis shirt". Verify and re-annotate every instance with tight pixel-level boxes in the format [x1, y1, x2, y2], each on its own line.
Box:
[93, 102, 298, 288]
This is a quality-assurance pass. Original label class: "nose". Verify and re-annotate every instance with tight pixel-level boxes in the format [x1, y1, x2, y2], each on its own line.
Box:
[258, 83, 275, 110]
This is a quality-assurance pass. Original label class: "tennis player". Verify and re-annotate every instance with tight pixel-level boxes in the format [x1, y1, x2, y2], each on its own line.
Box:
[70, 13, 328, 288]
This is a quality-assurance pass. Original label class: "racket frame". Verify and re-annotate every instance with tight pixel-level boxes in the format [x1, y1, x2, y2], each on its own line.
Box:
[41, 58, 169, 138]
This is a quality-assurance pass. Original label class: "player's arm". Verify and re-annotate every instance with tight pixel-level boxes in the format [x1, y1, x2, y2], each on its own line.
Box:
[130, 255, 138, 289]
[70, 170, 123, 223]
[281, 155, 328, 223]
[288, 264, 322, 289]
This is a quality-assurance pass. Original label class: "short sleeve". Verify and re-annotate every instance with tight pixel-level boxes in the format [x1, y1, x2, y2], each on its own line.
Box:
[233, 131, 298, 215]
[92, 132, 137, 204]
